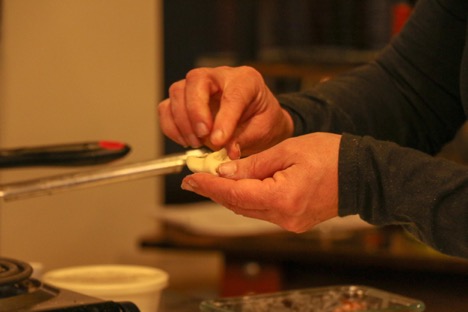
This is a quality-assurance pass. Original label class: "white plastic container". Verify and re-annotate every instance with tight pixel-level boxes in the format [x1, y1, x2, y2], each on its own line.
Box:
[43, 265, 169, 312]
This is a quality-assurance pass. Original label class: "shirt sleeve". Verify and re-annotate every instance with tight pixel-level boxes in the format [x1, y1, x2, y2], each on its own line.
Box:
[339, 133, 468, 258]
[278, 0, 468, 258]
[279, 0, 466, 154]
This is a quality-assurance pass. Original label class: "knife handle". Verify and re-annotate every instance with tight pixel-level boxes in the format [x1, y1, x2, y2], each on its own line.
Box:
[0, 141, 131, 168]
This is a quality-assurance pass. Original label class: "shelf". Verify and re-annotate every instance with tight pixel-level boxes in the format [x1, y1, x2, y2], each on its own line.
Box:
[141, 224, 468, 275]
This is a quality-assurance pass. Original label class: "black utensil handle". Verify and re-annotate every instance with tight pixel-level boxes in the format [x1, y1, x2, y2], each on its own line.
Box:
[0, 141, 131, 168]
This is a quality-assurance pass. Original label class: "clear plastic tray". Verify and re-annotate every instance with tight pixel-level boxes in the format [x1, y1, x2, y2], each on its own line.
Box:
[199, 285, 425, 312]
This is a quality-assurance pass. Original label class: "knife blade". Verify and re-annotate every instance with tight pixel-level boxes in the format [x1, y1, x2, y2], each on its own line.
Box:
[0, 148, 209, 201]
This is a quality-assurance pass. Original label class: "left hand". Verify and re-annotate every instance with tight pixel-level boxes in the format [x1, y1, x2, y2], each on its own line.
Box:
[181, 132, 341, 232]
[157, 66, 293, 159]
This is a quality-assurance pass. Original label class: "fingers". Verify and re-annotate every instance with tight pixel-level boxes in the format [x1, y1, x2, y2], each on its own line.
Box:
[160, 71, 217, 149]
[179, 134, 341, 234]
[158, 66, 269, 152]
[184, 69, 218, 138]
[159, 68, 244, 149]
[181, 173, 277, 220]
[193, 67, 259, 148]
[217, 144, 292, 180]
[210, 66, 265, 147]
[181, 67, 250, 149]
[168, 79, 202, 147]
[180, 172, 310, 231]
[158, 98, 188, 147]
[225, 140, 242, 160]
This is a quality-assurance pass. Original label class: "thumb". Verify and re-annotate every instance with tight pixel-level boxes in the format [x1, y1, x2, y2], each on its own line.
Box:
[217, 147, 290, 180]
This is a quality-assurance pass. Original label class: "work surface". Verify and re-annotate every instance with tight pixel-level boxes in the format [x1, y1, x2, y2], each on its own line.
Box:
[144, 223, 468, 312]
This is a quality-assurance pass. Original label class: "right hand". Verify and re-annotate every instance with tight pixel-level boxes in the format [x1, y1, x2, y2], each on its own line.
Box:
[180, 133, 341, 233]
[157, 66, 293, 159]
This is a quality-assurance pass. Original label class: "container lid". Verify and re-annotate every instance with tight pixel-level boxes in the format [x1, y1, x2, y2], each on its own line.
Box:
[43, 265, 169, 296]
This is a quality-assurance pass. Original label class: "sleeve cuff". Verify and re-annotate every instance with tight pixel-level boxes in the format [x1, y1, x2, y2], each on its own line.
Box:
[338, 133, 361, 217]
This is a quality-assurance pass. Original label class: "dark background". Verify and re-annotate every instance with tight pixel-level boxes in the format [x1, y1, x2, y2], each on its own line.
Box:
[161, 0, 415, 204]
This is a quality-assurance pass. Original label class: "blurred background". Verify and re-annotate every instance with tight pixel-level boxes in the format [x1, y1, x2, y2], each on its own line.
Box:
[0, 1, 467, 311]
[0, 0, 162, 268]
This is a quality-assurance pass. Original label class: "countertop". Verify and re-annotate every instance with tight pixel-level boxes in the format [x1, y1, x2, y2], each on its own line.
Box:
[145, 224, 468, 312]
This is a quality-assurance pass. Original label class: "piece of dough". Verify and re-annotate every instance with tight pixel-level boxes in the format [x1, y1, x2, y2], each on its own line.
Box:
[186, 148, 231, 175]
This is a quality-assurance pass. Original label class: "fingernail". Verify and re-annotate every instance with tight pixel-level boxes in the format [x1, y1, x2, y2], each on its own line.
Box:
[188, 134, 201, 147]
[211, 129, 224, 145]
[181, 179, 198, 191]
[233, 143, 241, 159]
[218, 162, 237, 177]
[195, 122, 209, 138]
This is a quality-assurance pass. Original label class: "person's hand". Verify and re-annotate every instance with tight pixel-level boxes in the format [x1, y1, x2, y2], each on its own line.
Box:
[181, 133, 341, 232]
[158, 66, 293, 159]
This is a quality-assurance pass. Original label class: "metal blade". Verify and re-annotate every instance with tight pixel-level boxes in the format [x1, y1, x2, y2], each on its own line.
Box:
[0, 148, 209, 201]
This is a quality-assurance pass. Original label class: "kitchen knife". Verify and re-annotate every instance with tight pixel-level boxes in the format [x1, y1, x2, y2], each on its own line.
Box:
[0, 148, 209, 201]
[0, 141, 131, 168]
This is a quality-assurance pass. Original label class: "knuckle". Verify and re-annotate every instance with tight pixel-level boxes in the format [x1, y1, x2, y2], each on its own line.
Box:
[157, 101, 167, 115]
[185, 67, 210, 82]
[238, 65, 260, 77]
[168, 81, 185, 98]
[239, 66, 264, 84]
[221, 85, 247, 106]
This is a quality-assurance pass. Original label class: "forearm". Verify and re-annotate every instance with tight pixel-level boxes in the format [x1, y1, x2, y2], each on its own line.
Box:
[279, 55, 464, 154]
[339, 133, 468, 258]
[279, 0, 466, 155]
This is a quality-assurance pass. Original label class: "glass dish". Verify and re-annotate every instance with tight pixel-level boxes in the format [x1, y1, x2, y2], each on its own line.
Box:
[199, 285, 425, 312]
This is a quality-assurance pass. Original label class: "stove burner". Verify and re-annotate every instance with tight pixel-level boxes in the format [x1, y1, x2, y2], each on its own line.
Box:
[0, 258, 140, 311]
[0, 258, 33, 285]
[0, 258, 37, 299]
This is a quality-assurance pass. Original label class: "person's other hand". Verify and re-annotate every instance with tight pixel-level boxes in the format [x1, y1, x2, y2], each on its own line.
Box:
[181, 133, 341, 232]
[158, 66, 293, 159]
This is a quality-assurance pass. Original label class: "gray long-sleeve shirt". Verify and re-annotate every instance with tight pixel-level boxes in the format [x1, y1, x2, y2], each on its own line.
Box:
[278, 0, 468, 258]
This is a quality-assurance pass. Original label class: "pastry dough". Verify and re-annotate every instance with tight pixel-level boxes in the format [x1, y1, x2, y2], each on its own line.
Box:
[186, 148, 231, 175]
